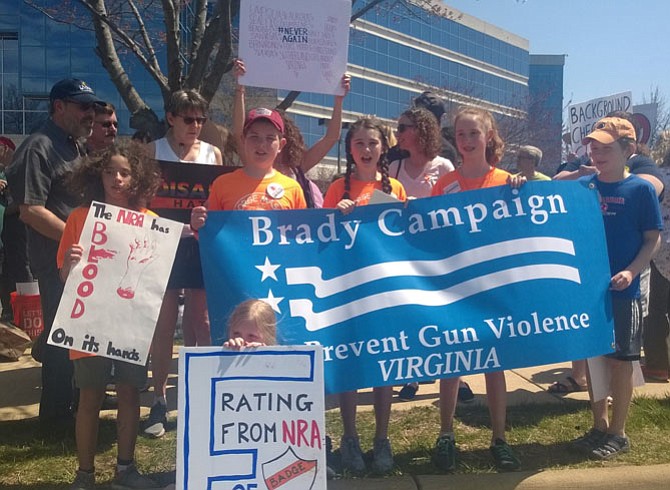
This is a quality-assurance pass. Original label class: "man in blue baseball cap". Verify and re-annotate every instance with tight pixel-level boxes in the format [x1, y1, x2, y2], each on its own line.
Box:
[6, 78, 105, 425]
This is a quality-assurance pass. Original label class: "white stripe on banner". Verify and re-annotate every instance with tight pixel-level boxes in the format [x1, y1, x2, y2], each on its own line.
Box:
[290, 263, 581, 331]
[286, 237, 575, 297]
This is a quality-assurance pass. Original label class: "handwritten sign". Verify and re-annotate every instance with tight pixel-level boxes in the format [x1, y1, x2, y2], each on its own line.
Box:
[199, 182, 616, 394]
[238, 0, 351, 95]
[176, 346, 326, 490]
[49, 202, 181, 365]
[568, 91, 632, 156]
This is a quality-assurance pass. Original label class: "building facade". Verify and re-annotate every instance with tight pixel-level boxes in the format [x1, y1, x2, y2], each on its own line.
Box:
[0, 0, 563, 173]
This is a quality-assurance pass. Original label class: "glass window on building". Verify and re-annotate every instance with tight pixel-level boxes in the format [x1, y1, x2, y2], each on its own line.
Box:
[23, 95, 49, 134]
[1, 31, 19, 134]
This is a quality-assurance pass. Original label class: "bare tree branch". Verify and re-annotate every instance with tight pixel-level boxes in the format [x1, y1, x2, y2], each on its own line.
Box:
[161, 0, 183, 90]
[186, 0, 224, 89]
[201, 1, 235, 100]
[126, 0, 161, 74]
[188, 0, 209, 62]
[78, 0, 170, 95]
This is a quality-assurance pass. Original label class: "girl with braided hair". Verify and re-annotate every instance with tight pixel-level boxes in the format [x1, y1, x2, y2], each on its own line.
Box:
[323, 116, 405, 212]
[322, 116, 406, 474]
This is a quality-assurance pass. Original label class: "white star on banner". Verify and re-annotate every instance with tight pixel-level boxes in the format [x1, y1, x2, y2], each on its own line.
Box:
[255, 256, 280, 282]
[261, 289, 284, 313]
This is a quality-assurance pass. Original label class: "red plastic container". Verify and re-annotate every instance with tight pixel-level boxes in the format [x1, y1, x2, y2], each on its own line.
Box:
[10, 292, 44, 340]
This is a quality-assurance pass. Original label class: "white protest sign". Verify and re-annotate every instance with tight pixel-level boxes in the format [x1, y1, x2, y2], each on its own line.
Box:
[568, 91, 632, 156]
[238, 0, 351, 95]
[177, 346, 326, 490]
[49, 202, 181, 365]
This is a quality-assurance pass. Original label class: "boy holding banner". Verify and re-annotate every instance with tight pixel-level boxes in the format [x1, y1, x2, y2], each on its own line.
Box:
[573, 117, 661, 460]
[190, 107, 306, 223]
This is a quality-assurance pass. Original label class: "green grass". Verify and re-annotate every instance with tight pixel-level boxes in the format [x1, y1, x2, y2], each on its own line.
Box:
[1, 397, 669, 487]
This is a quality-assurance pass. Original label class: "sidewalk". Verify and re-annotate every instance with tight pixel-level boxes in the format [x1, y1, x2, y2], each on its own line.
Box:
[2, 349, 669, 489]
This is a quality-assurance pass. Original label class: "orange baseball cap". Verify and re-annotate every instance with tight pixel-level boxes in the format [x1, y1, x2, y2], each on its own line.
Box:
[582, 117, 636, 145]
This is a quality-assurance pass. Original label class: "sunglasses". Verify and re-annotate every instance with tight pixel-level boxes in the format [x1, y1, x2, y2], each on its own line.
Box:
[396, 123, 415, 133]
[176, 114, 207, 125]
[96, 120, 118, 129]
[65, 100, 97, 111]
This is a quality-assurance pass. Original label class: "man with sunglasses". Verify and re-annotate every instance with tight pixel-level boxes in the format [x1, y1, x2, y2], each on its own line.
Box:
[6, 78, 105, 425]
[86, 102, 118, 154]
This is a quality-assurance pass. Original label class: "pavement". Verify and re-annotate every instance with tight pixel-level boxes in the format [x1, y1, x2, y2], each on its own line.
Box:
[1, 348, 670, 489]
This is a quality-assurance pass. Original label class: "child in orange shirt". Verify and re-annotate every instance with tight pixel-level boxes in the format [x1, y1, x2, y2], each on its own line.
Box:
[190, 107, 305, 230]
[431, 107, 523, 472]
[323, 116, 406, 474]
[58, 142, 162, 489]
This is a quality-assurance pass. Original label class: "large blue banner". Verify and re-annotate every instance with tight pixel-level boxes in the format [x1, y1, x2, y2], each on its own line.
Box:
[200, 181, 614, 394]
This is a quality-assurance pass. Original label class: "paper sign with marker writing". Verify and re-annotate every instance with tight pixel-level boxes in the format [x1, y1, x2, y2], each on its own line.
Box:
[177, 346, 326, 490]
[238, 0, 351, 95]
[568, 91, 632, 156]
[49, 202, 181, 365]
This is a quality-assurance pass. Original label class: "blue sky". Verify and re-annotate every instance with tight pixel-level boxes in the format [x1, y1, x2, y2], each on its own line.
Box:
[443, 0, 670, 107]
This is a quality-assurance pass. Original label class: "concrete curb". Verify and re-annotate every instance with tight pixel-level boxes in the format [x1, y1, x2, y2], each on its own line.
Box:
[327, 464, 670, 489]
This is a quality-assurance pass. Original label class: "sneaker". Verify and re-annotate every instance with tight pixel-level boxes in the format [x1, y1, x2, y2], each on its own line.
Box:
[590, 434, 630, 460]
[371, 438, 394, 473]
[398, 383, 418, 401]
[144, 403, 167, 438]
[111, 463, 161, 489]
[570, 428, 607, 454]
[339, 436, 365, 473]
[457, 381, 475, 403]
[490, 438, 521, 471]
[70, 470, 95, 490]
[432, 433, 456, 472]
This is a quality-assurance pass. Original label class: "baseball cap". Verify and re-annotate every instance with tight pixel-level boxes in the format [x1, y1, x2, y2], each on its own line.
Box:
[582, 117, 636, 145]
[243, 107, 284, 134]
[49, 78, 104, 105]
[0, 136, 15, 151]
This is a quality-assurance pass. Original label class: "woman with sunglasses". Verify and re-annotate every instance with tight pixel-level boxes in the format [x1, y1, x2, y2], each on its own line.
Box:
[390, 107, 454, 200]
[145, 89, 222, 439]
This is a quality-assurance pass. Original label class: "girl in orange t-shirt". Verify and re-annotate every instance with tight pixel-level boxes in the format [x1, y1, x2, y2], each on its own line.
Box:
[323, 117, 406, 474]
[58, 142, 162, 489]
[431, 107, 524, 472]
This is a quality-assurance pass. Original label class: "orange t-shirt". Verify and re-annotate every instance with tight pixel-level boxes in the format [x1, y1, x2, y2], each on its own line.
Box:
[432, 167, 511, 195]
[323, 177, 407, 208]
[57, 205, 157, 360]
[207, 168, 306, 211]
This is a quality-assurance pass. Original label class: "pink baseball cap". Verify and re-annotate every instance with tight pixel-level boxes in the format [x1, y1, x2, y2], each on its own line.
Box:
[243, 107, 284, 134]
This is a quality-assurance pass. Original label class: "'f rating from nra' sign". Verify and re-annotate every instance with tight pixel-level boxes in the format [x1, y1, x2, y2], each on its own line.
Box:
[176, 346, 326, 490]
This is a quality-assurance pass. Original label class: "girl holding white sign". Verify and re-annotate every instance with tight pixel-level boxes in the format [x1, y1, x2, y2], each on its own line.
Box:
[323, 116, 407, 474]
[58, 142, 162, 490]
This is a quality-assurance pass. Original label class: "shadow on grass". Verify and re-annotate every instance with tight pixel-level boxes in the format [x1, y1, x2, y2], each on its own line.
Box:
[393, 439, 594, 476]
[0, 417, 116, 464]
[455, 399, 588, 430]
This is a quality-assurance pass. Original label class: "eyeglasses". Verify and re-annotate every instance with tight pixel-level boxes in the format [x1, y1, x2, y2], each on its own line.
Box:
[176, 114, 207, 125]
[65, 100, 96, 111]
[96, 120, 118, 128]
[396, 123, 415, 133]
